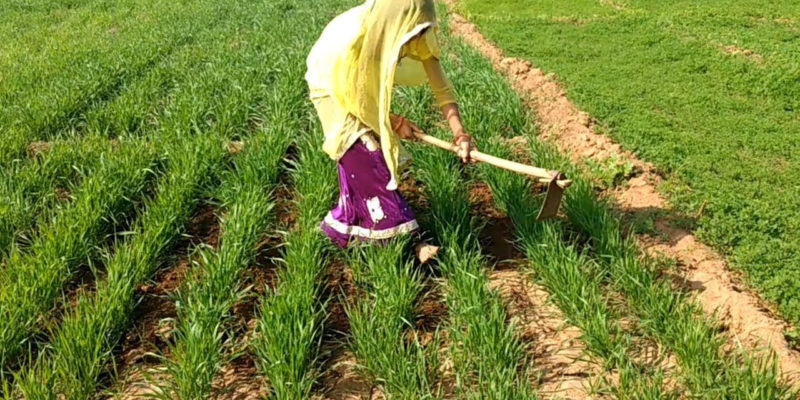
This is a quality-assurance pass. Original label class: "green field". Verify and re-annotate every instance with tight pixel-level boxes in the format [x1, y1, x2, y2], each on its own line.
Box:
[0, 0, 797, 398]
[458, 0, 800, 326]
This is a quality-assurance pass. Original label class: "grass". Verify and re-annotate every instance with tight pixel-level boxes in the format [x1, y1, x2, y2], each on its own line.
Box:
[161, 106, 296, 399]
[13, 133, 227, 400]
[250, 113, 337, 399]
[0, 134, 111, 259]
[0, 138, 158, 375]
[428, 7, 793, 396]
[346, 240, 439, 399]
[457, 0, 800, 326]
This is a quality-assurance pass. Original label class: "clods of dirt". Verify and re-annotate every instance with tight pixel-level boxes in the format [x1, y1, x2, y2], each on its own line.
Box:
[723, 45, 764, 63]
[468, 181, 505, 220]
[186, 203, 221, 248]
[210, 354, 268, 400]
[313, 351, 382, 400]
[228, 140, 245, 155]
[480, 217, 522, 266]
[26, 141, 51, 157]
[54, 187, 72, 202]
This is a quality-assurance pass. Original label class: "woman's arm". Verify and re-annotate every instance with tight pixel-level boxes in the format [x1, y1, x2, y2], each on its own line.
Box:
[423, 58, 475, 162]
[441, 103, 466, 137]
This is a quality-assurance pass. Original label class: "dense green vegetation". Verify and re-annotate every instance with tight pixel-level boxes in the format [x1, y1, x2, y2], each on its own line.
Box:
[0, 139, 157, 373]
[2, 0, 797, 398]
[158, 3, 311, 397]
[346, 240, 439, 398]
[16, 134, 226, 400]
[250, 115, 337, 400]
[430, 10, 790, 397]
[0, 0, 231, 165]
[458, 0, 800, 325]
[0, 135, 110, 259]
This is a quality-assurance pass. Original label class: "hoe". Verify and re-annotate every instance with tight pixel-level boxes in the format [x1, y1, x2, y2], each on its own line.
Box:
[414, 132, 572, 220]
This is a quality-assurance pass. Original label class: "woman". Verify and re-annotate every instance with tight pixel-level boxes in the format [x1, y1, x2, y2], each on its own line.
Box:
[306, 0, 474, 257]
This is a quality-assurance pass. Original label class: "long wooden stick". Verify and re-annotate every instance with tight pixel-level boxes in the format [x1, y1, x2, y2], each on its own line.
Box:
[414, 132, 572, 188]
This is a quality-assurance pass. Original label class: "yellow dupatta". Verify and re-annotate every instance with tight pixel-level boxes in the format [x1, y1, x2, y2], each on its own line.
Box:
[308, 0, 438, 190]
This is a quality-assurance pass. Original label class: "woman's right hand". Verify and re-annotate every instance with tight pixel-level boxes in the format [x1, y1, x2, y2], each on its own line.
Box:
[391, 114, 422, 141]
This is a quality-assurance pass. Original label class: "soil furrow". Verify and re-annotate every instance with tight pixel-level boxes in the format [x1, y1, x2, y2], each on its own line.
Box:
[473, 183, 601, 400]
[489, 268, 601, 400]
[312, 258, 378, 400]
[103, 204, 219, 399]
[445, 2, 800, 387]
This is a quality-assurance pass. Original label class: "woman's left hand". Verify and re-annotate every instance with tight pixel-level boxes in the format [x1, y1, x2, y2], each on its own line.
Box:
[454, 131, 476, 163]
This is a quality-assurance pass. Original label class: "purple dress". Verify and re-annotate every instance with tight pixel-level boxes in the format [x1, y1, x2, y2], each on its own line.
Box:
[321, 139, 418, 247]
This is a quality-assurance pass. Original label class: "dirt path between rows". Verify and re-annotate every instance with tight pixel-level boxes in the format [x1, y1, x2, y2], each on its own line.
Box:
[108, 200, 278, 399]
[444, 1, 800, 387]
[489, 268, 602, 399]
[473, 184, 601, 399]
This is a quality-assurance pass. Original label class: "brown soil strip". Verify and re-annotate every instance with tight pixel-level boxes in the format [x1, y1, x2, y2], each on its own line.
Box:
[313, 259, 382, 400]
[489, 268, 602, 400]
[105, 204, 220, 398]
[473, 183, 601, 399]
[445, 3, 800, 387]
[722, 44, 764, 63]
[108, 256, 189, 399]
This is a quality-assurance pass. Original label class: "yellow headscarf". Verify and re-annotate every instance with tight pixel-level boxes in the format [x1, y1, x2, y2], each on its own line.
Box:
[311, 0, 437, 190]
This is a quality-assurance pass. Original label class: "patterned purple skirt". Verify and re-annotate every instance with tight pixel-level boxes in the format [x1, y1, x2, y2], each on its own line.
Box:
[321, 139, 418, 248]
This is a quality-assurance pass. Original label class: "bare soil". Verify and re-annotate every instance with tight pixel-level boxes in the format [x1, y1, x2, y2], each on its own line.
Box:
[313, 259, 380, 400]
[445, 3, 800, 387]
[26, 141, 52, 158]
[722, 44, 764, 63]
[470, 179, 600, 399]
[490, 269, 603, 400]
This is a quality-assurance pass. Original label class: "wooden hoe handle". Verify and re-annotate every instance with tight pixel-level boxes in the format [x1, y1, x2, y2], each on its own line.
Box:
[414, 132, 573, 189]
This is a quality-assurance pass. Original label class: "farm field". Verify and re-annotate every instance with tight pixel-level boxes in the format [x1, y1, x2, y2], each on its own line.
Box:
[1, 0, 799, 399]
[457, 0, 800, 327]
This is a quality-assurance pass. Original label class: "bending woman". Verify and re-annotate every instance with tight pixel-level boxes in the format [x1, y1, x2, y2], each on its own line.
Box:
[305, 0, 475, 255]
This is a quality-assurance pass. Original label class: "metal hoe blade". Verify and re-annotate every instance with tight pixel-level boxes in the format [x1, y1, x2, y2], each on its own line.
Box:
[536, 172, 567, 221]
